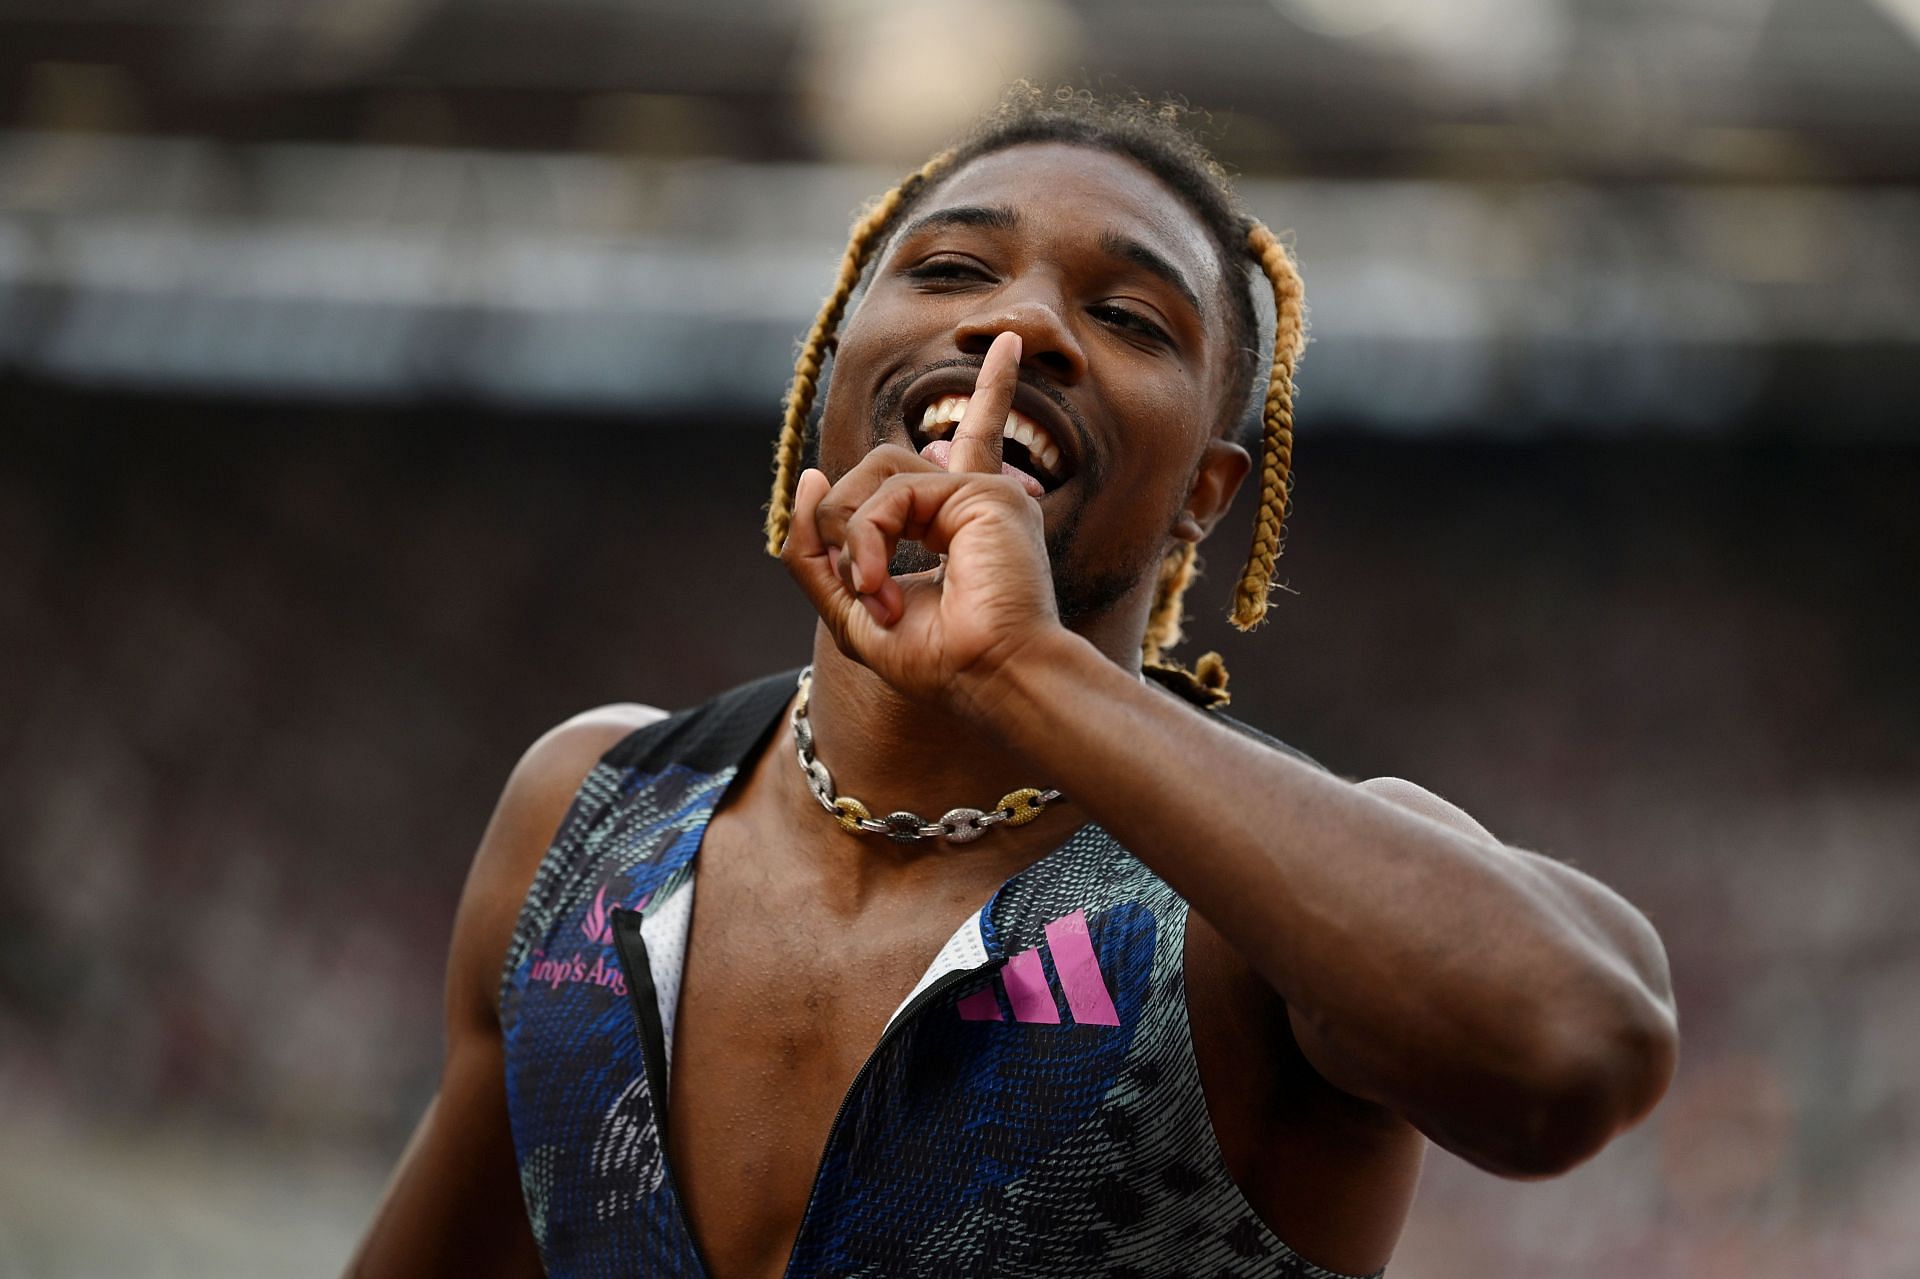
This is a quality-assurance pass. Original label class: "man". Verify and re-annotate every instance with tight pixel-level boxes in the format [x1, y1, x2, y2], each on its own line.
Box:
[348, 89, 1677, 1279]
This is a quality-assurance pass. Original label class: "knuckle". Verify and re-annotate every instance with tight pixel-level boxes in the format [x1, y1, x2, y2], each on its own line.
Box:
[858, 443, 919, 475]
[875, 473, 918, 503]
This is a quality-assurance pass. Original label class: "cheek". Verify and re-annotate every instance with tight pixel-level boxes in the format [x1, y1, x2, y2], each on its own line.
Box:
[1106, 375, 1213, 484]
[812, 330, 886, 475]
[1104, 352, 1210, 424]
[818, 297, 921, 409]
[838, 290, 927, 362]
[1049, 464, 1188, 562]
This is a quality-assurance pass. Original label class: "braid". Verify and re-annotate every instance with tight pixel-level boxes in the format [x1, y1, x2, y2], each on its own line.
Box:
[1142, 648, 1231, 708]
[1145, 222, 1305, 699]
[765, 154, 953, 556]
[1231, 220, 1307, 630]
[1140, 543, 1195, 667]
[1141, 543, 1231, 706]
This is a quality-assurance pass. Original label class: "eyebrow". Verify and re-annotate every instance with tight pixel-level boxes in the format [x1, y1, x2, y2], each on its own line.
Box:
[895, 202, 1206, 321]
[895, 203, 1021, 242]
[1097, 229, 1205, 321]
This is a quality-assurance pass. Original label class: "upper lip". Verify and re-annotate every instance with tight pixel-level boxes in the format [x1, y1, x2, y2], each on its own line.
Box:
[899, 366, 1087, 490]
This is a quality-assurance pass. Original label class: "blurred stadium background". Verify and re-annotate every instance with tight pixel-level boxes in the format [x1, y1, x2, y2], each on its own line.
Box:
[3, 0, 1917, 1275]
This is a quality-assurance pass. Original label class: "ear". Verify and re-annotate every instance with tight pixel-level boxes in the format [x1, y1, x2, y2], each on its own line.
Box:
[1171, 437, 1251, 544]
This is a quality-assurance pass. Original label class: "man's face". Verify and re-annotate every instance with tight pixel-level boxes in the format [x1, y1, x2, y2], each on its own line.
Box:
[813, 141, 1246, 631]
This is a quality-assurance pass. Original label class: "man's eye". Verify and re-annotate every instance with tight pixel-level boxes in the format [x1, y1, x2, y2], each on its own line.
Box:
[1092, 304, 1171, 345]
[905, 259, 989, 282]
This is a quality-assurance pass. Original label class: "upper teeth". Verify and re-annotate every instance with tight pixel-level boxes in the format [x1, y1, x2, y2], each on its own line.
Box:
[918, 395, 1063, 478]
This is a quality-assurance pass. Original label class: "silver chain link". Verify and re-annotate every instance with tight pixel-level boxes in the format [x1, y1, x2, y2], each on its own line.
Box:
[791, 666, 1062, 845]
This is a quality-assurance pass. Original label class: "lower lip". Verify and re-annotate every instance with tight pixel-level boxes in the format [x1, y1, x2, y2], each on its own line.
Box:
[919, 438, 1048, 501]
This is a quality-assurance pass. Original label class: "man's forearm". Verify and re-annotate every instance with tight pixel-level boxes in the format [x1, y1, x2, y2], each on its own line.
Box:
[970, 626, 1677, 1172]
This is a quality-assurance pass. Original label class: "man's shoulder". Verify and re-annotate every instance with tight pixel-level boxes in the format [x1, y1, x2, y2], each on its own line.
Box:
[1208, 708, 1327, 773]
[455, 702, 674, 1033]
[516, 702, 672, 792]
[1139, 662, 1329, 773]
[474, 704, 672, 880]
[500, 670, 799, 817]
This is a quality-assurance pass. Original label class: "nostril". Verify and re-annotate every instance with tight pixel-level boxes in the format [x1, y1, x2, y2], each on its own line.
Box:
[1027, 348, 1077, 381]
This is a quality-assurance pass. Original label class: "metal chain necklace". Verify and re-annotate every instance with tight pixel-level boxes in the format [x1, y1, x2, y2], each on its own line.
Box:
[790, 666, 1063, 845]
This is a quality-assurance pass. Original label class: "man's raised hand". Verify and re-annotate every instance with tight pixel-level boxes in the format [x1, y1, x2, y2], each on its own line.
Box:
[781, 332, 1064, 712]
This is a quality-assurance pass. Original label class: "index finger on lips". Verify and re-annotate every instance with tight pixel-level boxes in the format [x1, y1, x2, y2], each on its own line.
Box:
[947, 331, 1021, 476]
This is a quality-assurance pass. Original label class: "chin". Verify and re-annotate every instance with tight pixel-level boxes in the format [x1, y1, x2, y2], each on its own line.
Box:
[885, 536, 1145, 636]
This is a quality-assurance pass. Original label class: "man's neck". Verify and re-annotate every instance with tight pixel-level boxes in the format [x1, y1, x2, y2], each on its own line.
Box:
[776, 621, 1141, 872]
[799, 639, 1059, 824]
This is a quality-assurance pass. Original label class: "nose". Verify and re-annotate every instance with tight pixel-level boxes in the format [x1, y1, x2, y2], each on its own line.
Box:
[954, 276, 1087, 386]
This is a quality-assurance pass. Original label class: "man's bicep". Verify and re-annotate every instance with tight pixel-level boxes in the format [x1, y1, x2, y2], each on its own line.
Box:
[1358, 775, 1673, 999]
[1290, 774, 1673, 1172]
[1355, 775, 1500, 843]
[1273, 776, 1503, 1105]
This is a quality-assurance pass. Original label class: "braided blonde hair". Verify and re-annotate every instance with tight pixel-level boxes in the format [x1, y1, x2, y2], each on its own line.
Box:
[1231, 219, 1307, 632]
[764, 106, 1307, 705]
[1134, 223, 1304, 705]
[764, 153, 954, 557]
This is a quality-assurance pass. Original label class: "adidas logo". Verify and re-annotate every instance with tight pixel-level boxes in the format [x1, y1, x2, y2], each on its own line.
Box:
[957, 909, 1119, 1027]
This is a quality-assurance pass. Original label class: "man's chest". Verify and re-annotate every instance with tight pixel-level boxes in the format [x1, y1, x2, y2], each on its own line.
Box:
[657, 822, 996, 1278]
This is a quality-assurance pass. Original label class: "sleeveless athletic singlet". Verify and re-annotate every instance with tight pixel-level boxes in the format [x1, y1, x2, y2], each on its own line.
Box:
[499, 670, 1381, 1279]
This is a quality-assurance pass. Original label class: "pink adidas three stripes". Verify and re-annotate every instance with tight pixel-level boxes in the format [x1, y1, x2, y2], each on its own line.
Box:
[957, 909, 1121, 1027]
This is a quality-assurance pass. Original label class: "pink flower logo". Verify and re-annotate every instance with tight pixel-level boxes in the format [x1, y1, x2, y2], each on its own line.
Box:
[580, 885, 649, 945]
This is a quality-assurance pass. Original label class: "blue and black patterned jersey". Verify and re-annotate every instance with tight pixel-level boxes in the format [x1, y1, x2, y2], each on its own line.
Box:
[498, 670, 1380, 1279]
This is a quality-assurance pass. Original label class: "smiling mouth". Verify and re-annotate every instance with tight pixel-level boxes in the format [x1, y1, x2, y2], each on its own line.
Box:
[907, 394, 1070, 493]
